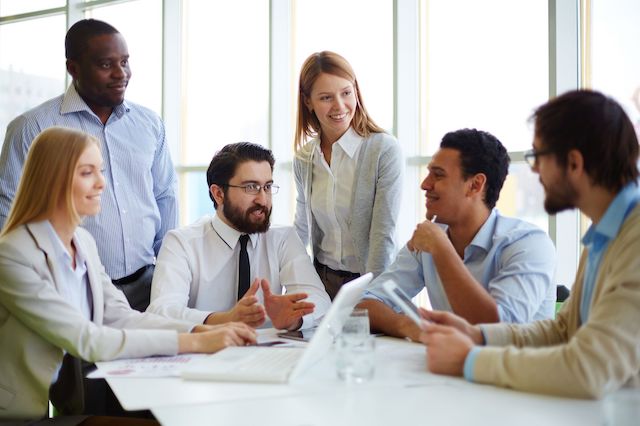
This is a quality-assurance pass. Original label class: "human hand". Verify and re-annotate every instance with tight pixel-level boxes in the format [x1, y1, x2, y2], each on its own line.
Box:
[419, 308, 483, 344]
[206, 279, 266, 327]
[179, 322, 257, 353]
[394, 313, 426, 342]
[229, 279, 267, 327]
[418, 323, 474, 376]
[407, 219, 449, 253]
[261, 279, 315, 330]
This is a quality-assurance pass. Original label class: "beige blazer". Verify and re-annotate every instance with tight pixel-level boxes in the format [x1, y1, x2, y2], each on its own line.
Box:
[472, 205, 640, 398]
[0, 221, 192, 420]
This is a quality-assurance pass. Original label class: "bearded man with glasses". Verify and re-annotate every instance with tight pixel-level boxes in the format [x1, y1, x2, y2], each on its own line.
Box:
[148, 142, 331, 331]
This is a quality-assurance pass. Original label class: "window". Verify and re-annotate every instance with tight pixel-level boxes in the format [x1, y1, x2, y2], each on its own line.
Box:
[293, 0, 394, 133]
[417, 0, 550, 238]
[0, 1, 64, 16]
[0, 14, 66, 143]
[178, 0, 269, 223]
[588, 0, 640, 138]
[87, 0, 162, 114]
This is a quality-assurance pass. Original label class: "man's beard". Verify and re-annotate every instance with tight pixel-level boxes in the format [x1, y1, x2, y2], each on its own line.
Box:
[542, 175, 578, 215]
[223, 201, 271, 234]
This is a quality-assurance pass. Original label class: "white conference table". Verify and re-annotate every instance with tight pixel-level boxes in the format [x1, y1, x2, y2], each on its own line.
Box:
[105, 333, 604, 426]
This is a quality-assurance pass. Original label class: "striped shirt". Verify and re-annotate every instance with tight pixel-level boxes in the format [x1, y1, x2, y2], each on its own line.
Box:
[0, 84, 178, 279]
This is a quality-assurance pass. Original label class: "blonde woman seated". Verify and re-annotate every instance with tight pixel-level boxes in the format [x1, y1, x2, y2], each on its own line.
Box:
[0, 127, 256, 422]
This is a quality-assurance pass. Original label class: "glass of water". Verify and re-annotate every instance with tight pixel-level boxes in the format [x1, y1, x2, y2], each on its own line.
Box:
[336, 308, 375, 383]
[341, 308, 370, 337]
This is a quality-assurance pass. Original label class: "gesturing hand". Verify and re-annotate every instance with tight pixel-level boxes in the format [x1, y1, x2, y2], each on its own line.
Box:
[205, 279, 266, 327]
[261, 279, 315, 330]
[228, 279, 267, 327]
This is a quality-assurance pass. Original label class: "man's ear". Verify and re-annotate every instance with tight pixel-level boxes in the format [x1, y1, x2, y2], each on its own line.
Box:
[468, 173, 487, 197]
[566, 149, 584, 174]
[210, 184, 225, 208]
[66, 59, 79, 80]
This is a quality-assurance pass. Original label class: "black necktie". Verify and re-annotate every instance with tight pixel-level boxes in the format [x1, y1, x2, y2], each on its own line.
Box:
[237, 234, 250, 300]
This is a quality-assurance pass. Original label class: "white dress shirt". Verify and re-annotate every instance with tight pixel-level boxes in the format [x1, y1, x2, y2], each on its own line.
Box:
[311, 127, 363, 273]
[149, 213, 331, 329]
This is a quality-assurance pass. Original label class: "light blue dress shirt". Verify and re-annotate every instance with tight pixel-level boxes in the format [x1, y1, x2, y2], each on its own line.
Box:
[580, 182, 640, 323]
[364, 209, 556, 323]
[45, 220, 93, 383]
[0, 84, 178, 279]
[45, 221, 93, 320]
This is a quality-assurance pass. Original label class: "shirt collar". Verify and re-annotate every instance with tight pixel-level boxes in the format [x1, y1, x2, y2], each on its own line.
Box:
[211, 212, 259, 249]
[60, 84, 130, 118]
[583, 181, 640, 245]
[468, 209, 499, 252]
[44, 220, 87, 270]
[335, 127, 363, 159]
[314, 127, 363, 159]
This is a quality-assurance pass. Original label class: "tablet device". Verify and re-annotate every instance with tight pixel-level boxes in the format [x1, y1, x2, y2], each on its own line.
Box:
[277, 328, 317, 342]
[382, 280, 423, 327]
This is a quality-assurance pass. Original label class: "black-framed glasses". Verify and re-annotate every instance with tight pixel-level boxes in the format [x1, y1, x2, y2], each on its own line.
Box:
[524, 148, 554, 168]
[221, 183, 280, 195]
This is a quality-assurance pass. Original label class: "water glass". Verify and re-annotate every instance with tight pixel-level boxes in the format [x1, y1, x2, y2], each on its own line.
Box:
[341, 308, 370, 338]
[336, 308, 374, 383]
[335, 333, 375, 383]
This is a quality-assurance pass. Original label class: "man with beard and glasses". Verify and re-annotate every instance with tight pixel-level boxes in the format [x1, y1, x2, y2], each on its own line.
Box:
[358, 129, 556, 342]
[148, 143, 331, 331]
[418, 90, 640, 399]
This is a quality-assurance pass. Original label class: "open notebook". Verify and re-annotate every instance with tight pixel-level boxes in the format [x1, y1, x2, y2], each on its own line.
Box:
[181, 272, 373, 384]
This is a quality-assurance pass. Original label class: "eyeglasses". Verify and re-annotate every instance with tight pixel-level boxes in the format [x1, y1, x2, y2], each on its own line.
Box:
[222, 183, 280, 195]
[524, 148, 554, 168]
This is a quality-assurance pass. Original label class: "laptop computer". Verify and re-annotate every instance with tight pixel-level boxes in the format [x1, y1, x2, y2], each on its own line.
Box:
[181, 272, 373, 383]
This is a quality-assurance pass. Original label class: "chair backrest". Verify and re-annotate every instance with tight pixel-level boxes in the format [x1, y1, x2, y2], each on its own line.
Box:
[556, 285, 570, 302]
[555, 284, 571, 317]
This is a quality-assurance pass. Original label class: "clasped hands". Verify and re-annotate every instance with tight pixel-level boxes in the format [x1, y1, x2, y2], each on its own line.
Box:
[211, 278, 315, 330]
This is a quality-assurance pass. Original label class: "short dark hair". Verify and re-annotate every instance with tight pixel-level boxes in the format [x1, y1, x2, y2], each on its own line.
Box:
[65, 19, 119, 60]
[532, 90, 639, 192]
[440, 128, 510, 209]
[206, 142, 276, 208]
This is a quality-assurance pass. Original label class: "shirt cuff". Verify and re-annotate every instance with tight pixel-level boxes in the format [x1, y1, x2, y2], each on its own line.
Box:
[463, 346, 482, 382]
[478, 325, 488, 345]
[300, 313, 314, 330]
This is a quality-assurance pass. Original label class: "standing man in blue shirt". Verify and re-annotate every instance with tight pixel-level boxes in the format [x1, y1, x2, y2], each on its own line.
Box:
[420, 90, 640, 399]
[359, 129, 556, 341]
[0, 19, 177, 312]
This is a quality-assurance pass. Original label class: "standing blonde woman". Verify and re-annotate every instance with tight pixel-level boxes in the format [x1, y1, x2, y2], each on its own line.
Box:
[294, 51, 403, 299]
[0, 127, 255, 423]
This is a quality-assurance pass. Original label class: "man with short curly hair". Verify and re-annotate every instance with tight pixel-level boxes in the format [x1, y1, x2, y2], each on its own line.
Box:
[359, 128, 556, 341]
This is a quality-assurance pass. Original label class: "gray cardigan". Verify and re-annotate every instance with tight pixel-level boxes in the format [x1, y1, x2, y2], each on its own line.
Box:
[293, 132, 403, 277]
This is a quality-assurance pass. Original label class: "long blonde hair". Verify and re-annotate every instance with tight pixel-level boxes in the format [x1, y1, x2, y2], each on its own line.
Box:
[1, 127, 98, 236]
[294, 51, 385, 150]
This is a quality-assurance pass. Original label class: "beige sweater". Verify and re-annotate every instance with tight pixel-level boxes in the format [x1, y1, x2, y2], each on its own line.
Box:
[473, 205, 640, 399]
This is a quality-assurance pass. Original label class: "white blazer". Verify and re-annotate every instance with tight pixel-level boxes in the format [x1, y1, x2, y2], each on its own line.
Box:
[0, 221, 192, 421]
